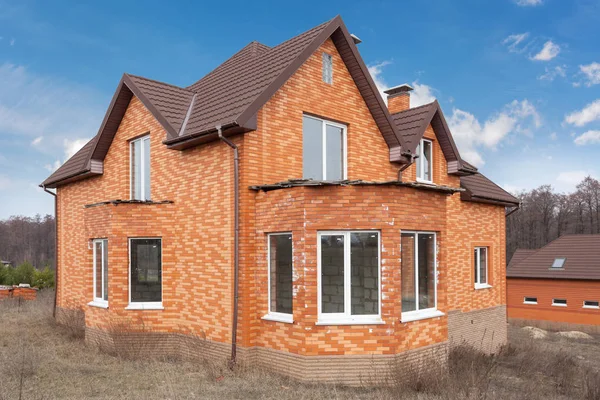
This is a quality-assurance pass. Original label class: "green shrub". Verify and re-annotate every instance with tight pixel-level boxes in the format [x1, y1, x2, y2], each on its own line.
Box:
[33, 266, 55, 289]
[9, 262, 35, 286]
[0, 265, 9, 285]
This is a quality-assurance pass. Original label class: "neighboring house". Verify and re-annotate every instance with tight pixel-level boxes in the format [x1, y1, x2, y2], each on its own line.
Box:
[507, 235, 600, 333]
[41, 16, 518, 384]
[1, 260, 12, 268]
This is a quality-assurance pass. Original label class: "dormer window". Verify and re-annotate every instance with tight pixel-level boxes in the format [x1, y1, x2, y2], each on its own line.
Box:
[302, 115, 346, 181]
[322, 53, 333, 84]
[551, 257, 566, 269]
[416, 139, 432, 183]
[131, 135, 151, 201]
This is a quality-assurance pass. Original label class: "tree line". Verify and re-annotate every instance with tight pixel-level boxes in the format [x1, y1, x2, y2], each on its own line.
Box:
[506, 176, 600, 261]
[0, 214, 55, 270]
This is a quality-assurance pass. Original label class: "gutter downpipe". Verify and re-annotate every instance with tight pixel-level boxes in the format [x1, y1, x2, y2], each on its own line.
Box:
[42, 185, 58, 318]
[506, 204, 520, 218]
[217, 126, 240, 368]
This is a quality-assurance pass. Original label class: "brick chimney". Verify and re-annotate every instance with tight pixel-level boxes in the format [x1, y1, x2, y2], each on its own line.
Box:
[383, 84, 414, 114]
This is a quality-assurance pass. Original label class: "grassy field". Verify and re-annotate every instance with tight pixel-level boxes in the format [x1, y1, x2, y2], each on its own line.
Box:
[1, 291, 600, 400]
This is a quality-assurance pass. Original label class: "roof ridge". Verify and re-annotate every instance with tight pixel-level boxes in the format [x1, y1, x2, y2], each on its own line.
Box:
[126, 73, 192, 92]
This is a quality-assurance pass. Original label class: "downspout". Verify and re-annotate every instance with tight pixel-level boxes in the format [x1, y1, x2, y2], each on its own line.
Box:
[505, 204, 520, 218]
[397, 154, 416, 181]
[42, 185, 58, 318]
[217, 125, 240, 368]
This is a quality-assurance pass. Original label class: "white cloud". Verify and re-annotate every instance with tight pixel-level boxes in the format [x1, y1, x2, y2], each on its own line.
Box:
[44, 160, 61, 173]
[367, 61, 392, 102]
[574, 130, 600, 146]
[515, 0, 543, 6]
[556, 170, 593, 190]
[564, 99, 600, 127]
[0, 174, 11, 190]
[580, 62, 600, 87]
[503, 33, 530, 53]
[31, 136, 43, 146]
[538, 65, 566, 81]
[9, 38, 14, 46]
[410, 81, 436, 107]
[550, 132, 558, 140]
[531, 41, 560, 61]
[448, 100, 541, 167]
[63, 137, 89, 159]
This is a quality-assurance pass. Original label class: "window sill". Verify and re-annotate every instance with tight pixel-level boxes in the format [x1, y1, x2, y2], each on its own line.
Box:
[125, 303, 164, 310]
[401, 310, 444, 323]
[87, 301, 109, 309]
[315, 318, 385, 326]
[416, 178, 434, 185]
[474, 284, 492, 290]
[551, 304, 567, 307]
[262, 313, 294, 324]
[583, 306, 600, 309]
[523, 301, 538, 305]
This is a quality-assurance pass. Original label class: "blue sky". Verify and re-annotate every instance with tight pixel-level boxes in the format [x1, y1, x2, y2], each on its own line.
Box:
[1, 0, 599, 218]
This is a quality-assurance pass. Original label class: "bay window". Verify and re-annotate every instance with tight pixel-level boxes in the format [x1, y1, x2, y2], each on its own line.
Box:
[302, 115, 346, 181]
[265, 233, 293, 323]
[128, 238, 162, 309]
[318, 231, 381, 324]
[401, 232, 442, 322]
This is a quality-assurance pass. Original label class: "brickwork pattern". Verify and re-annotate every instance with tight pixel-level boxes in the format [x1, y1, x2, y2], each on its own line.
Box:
[448, 305, 507, 354]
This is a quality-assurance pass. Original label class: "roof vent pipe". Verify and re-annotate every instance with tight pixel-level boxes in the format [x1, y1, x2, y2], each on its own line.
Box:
[217, 126, 240, 369]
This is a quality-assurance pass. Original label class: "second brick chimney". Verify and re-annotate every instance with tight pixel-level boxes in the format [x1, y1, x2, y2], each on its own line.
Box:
[383, 84, 414, 114]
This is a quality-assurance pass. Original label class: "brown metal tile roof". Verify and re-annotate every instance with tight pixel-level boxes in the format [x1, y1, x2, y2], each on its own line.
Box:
[42, 137, 99, 186]
[460, 172, 519, 206]
[507, 235, 600, 280]
[43, 16, 408, 188]
[508, 249, 538, 268]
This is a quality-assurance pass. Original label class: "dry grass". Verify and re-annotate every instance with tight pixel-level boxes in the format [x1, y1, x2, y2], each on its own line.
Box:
[2, 292, 600, 399]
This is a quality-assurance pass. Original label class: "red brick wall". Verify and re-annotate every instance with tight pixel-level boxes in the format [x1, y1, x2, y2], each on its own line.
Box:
[507, 278, 600, 326]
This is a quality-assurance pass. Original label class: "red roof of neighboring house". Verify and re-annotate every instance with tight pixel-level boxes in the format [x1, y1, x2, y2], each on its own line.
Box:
[507, 234, 600, 280]
[508, 249, 538, 268]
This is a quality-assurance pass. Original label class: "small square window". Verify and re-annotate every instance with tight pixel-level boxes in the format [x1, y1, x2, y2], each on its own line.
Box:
[584, 301, 599, 309]
[523, 297, 537, 304]
[551, 258, 566, 269]
[552, 298, 567, 307]
[322, 53, 333, 84]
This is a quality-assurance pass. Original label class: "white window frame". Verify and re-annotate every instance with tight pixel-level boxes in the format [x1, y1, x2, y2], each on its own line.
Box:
[552, 298, 567, 307]
[523, 297, 538, 305]
[416, 138, 433, 184]
[303, 115, 348, 181]
[316, 231, 383, 325]
[322, 52, 333, 84]
[400, 231, 444, 323]
[474, 247, 491, 290]
[88, 238, 108, 308]
[130, 135, 151, 201]
[263, 233, 294, 324]
[583, 300, 600, 309]
[551, 257, 566, 269]
[126, 237, 164, 310]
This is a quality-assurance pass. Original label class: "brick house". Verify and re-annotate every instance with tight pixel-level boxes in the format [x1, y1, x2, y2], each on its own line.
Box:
[507, 235, 600, 333]
[41, 16, 519, 384]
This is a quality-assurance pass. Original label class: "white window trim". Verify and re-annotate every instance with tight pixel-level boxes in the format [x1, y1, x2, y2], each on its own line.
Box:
[552, 299, 567, 307]
[583, 301, 600, 309]
[523, 297, 538, 305]
[303, 115, 348, 181]
[317, 231, 382, 325]
[128, 237, 163, 310]
[401, 231, 440, 323]
[416, 138, 433, 184]
[474, 247, 490, 289]
[130, 135, 151, 201]
[91, 238, 108, 307]
[263, 233, 294, 324]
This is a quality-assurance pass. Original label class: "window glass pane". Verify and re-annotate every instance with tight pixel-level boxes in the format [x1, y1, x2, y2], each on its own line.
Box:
[325, 124, 343, 181]
[143, 137, 151, 200]
[321, 234, 345, 314]
[130, 239, 162, 303]
[132, 140, 142, 200]
[401, 233, 416, 312]
[102, 240, 108, 301]
[415, 144, 421, 179]
[94, 241, 102, 299]
[551, 258, 566, 268]
[423, 140, 432, 181]
[350, 232, 379, 315]
[269, 235, 293, 314]
[479, 248, 487, 284]
[322, 53, 332, 84]
[303, 117, 323, 180]
[418, 234, 435, 310]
